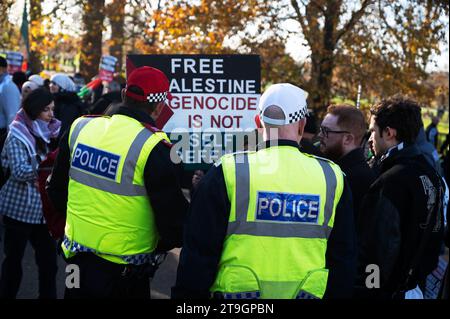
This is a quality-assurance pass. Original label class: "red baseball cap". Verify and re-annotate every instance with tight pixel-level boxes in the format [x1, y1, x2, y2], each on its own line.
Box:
[125, 66, 172, 103]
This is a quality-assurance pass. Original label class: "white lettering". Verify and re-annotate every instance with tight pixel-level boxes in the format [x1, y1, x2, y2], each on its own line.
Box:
[169, 78, 181, 92]
[199, 59, 211, 74]
[108, 159, 119, 176]
[192, 78, 203, 92]
[258, 198, 269, 215]
[205, 78, 215, 92]
[73, 147, 82, 160]
[65, 264, 80, 289]
[282, 199, 290, 217]
[184, 58, 196, 73]
[171, 58, 182, 73]
[79, 151, 89, 166]
[365, 264, 380, 289]
[270, 198, 282, 217]
[87, 153, 96, 169]
[298, 200, 308, 218]
[307, 201, 319, 219]
[99, 157, 109, 172]
[213, 59, 224, 74]
[246, 80, 256, 94]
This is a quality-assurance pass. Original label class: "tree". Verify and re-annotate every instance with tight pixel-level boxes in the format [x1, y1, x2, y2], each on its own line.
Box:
[80, 0, 105, 81]
[0, 0, 20, 52]
[333, 0, 448, 107]
[106, 0, 126, 72]
[135, 0, 272, 54]
[29, 0, 44, 73]
[290, 0, 374, 116]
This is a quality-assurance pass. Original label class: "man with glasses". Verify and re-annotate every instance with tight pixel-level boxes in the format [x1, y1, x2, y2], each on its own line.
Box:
[319, 104, 375, 222]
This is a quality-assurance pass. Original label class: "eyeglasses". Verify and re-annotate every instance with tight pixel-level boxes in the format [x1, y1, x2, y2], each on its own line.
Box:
[319, 126, 350, 138]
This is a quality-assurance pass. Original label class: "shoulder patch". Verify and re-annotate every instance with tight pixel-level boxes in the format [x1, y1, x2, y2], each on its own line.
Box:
[141, 122, 162, 133]
[159, 138, 173, 148]
[304, 152, 336, 165]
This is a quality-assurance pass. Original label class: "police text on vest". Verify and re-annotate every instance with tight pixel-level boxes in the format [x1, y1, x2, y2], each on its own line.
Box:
[72, 143, 121, 181]
[256, 191, 320, 224]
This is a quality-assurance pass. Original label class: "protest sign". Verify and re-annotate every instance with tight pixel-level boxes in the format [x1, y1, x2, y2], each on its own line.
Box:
[5, 51, 24, 74]
[99, 55, 118, 82]
[127, 54, 261, 167]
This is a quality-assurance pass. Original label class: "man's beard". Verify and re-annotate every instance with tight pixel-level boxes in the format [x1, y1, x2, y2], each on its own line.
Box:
[321, 141, 344, 162]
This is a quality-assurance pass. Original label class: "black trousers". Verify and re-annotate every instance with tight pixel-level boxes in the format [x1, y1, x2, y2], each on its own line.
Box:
[0, 216, 57, 299]
[64, 252, 151, 299]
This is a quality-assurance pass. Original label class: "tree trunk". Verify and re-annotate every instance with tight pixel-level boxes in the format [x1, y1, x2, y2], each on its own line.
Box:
[307, 1, 340, 117]
[29, 0, 43, 73]
[107, 0, 125, 73]
[80, 0, 105, 81]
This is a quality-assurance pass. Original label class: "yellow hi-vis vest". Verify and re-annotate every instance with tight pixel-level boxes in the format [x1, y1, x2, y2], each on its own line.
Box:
[210, 145, 344, 299]
[62, 114, 169, 264]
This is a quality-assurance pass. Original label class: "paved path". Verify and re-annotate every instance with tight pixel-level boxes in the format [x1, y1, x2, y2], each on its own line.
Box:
[0, 222, 180, 299]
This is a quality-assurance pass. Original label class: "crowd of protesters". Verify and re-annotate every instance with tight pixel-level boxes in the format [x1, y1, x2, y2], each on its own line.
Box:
[0, 55, 449, 299]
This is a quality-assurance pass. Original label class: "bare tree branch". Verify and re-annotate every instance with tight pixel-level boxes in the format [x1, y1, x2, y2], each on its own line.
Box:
[291, 0, 312, 44]
[335, 0, 373, 44]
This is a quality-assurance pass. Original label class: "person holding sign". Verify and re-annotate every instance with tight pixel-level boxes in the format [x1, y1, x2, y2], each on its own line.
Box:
[48, 66, 188, 298]
[173, 83, 357, 299]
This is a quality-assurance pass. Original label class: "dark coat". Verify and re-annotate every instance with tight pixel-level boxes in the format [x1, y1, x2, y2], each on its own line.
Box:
[336, 148, 376, 223]
[53, 91, 87, 140]
[356, 144, 445, 299]
[89, 91, 122, 115]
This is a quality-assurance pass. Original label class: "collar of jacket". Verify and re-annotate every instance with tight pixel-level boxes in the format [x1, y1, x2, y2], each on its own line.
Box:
[114, 105, 156, 127]
[336, 147, 366, 172]
[256, 139, 301, 151]
[380, 142, 421, 172]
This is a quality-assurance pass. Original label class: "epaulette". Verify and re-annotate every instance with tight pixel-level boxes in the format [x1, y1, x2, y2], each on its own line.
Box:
[214, 150, 254, 167]
[141, 122, 163, 133]
[159, 139, 173, 148]
[303, 152, 337, 166]
[141, 122, 173, 148]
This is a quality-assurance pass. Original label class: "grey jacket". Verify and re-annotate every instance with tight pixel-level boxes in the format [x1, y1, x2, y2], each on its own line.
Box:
[0, 72, 21, 130]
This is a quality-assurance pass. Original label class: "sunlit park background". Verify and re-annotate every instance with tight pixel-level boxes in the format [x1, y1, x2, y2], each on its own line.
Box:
[1, 0, 449, 146]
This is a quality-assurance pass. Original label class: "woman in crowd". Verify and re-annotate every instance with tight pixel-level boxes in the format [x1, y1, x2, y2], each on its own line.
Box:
[0, 88, 61, 299]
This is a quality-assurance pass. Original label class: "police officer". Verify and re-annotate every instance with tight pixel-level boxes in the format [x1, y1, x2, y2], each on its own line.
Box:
[172, 83, 357, 299]
[48, 66, 188, 298]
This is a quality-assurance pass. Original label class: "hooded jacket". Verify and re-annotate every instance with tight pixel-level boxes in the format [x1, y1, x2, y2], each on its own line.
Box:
[356, 143, 445, 299]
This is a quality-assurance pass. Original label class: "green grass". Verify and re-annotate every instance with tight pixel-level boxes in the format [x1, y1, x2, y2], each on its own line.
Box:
[422, 108, 448, 150]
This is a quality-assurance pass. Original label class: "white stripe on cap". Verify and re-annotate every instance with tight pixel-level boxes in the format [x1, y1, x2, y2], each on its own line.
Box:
[261, 116, 286, 126]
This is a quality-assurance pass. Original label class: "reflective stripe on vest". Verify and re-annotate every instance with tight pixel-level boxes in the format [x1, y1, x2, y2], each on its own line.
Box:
[217, 290, 318, 300]
[69, 120, 152, 197]
[226, 153, 337, 239]
[62, 236, 153, 265]
[220, 291, 261, 299]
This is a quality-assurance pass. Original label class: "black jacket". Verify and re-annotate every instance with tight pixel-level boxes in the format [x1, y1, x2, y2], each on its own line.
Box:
[299, 138, 323, 157]
[356, 143, 445, 298]
[53, 91, 87, 140]
[172, 140, 357, 299]
[336, 148, 376, 223]
[47, 106, 189, 252]
[89, 91, 122, 115]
